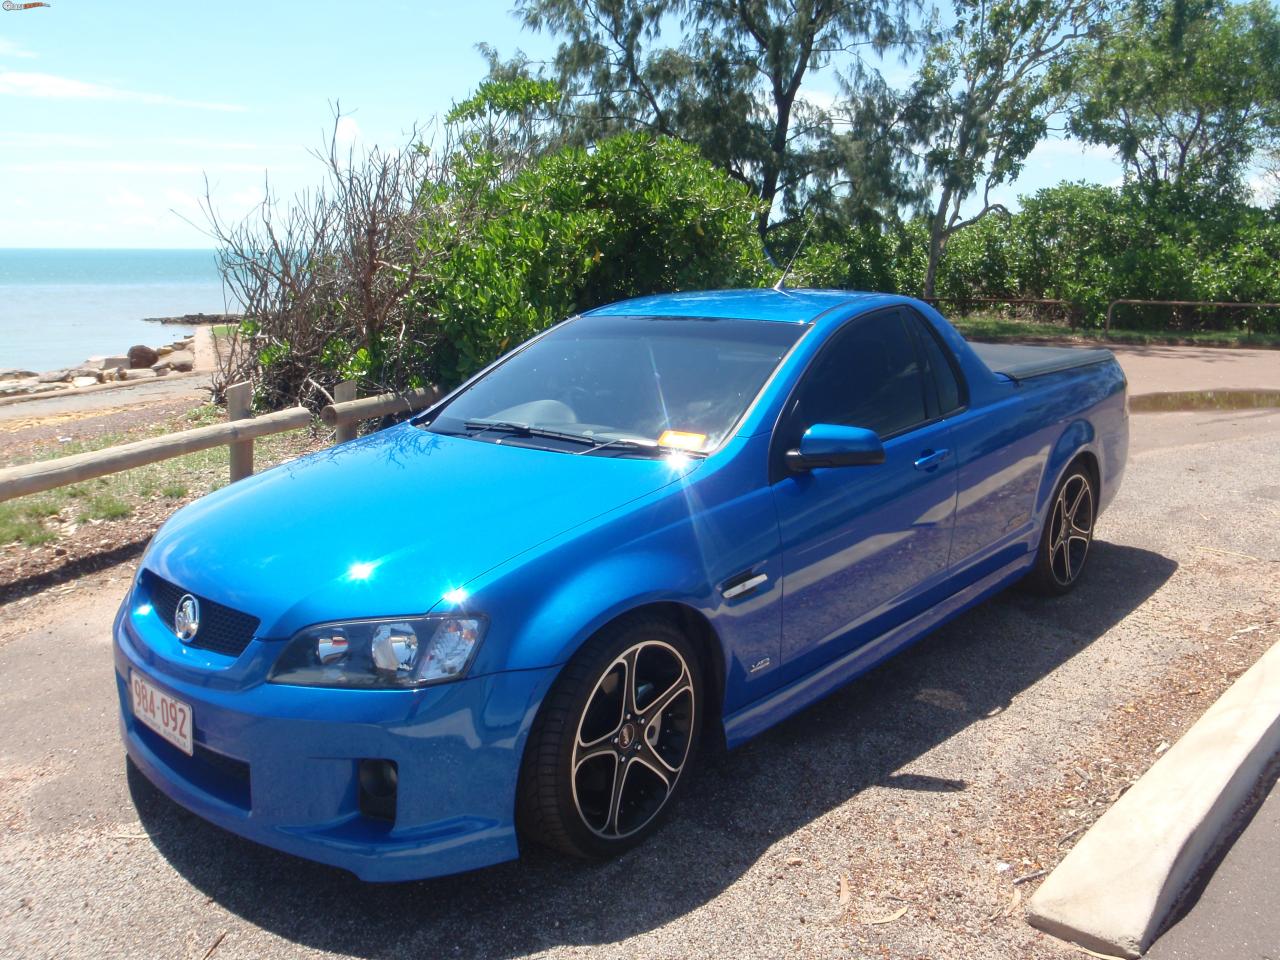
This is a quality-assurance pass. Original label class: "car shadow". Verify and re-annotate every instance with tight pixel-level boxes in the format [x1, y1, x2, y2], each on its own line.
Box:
[130, 540, 1176, 959]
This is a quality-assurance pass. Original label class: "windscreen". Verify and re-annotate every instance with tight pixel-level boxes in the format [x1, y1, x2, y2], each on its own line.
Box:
[426, 315, 805, 455]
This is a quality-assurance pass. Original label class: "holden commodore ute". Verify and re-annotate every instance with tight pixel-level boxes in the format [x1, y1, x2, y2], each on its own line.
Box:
[114, 289, 1128, 880]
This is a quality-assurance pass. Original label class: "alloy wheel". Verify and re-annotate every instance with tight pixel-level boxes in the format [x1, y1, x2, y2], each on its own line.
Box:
[570, 640, 696, 839]
[1048, 472, 1094, 587]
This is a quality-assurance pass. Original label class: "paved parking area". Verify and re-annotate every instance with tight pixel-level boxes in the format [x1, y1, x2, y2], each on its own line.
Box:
[1104, 343, 1279, 395]
[1147, 767, 1280, 960]
[1, 407, 1278, 960]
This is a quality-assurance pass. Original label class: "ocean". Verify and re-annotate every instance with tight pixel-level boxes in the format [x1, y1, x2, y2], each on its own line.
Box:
[0, 249, 235, 373]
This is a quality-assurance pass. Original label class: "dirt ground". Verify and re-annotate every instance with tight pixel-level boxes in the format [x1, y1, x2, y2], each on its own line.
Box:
[0, 402, 1276, 960]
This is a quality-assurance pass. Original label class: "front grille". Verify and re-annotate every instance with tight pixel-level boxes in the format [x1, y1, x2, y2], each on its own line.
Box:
[143, 570, 260, 658]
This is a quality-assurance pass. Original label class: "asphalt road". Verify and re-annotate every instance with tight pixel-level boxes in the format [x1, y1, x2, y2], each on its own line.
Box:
[1147, 765, 1280, 960]
[2, 406, 1278, 960]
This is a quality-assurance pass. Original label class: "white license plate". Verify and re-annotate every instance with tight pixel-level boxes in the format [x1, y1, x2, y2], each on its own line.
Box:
[130, 671, 193, 756]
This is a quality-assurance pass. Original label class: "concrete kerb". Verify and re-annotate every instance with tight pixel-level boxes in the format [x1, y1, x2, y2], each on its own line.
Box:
[1026, 639, 1280, 958]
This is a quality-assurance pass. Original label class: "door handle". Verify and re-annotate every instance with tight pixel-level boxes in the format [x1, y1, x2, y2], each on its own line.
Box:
[913, 448, 951, 471]
[721, 571, 768, 600]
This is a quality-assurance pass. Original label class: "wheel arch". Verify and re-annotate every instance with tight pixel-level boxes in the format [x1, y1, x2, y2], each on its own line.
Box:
[1034, 420, 1100, 527]
[1074, 448, 1101, 492]
[622, 601, 727, 750]
[526, 599, 729, 756]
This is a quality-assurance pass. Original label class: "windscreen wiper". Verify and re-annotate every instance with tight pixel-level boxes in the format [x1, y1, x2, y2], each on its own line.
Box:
[462, 419, 703, 458]
[463, 419, 600, 447]
[577, 436, 658, 455]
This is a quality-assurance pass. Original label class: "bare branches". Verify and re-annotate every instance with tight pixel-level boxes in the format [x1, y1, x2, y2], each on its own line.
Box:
[202, 107, 449, 409]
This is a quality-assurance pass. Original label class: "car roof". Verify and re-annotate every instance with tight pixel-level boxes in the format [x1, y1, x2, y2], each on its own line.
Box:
[581, 288, 892, 324]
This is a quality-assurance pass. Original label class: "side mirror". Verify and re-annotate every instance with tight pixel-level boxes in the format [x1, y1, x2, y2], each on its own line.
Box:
[786, 424, 885, 471]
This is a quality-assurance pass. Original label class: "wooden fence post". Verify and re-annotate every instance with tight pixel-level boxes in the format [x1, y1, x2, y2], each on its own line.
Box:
[334, 381, 358, 443]
[226, 381, 254, 482]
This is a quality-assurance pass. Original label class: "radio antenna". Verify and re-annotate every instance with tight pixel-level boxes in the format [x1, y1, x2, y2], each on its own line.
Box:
[773, 211, 818, 292]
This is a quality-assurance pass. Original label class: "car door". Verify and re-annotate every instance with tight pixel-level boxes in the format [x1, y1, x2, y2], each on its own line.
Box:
[770, 308, 960, 677]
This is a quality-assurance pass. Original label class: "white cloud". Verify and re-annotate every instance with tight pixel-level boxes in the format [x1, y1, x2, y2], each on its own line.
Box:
[1032, 138, 1118, 169]
[0, 36, 37, 59]
[798, 88, 839, 114]
[168, 137, 265, 152]
[162, 187, 203, 215]
[334, 115, 362, 149]
[227, 186, 265, 209]
[104, 187, 148, 210]
[0, 130, 106, 149]
[1248, 171, 1277, 206]
[0, 131, 276, 153]
[0, 160, 280, 174]
[1033, 138, 1115, 159]
[0, 70, 246, 112]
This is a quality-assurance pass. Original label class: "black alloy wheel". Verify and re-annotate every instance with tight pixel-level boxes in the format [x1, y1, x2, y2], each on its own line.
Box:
[1026, 463, 1096, 595]
[518, 615, 702, 859]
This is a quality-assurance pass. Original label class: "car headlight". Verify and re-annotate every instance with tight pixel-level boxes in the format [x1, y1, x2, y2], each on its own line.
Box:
[269, 615, 486, 689]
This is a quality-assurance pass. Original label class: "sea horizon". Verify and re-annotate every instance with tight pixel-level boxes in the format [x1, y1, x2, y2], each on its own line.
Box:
[0, 248, 237, 373]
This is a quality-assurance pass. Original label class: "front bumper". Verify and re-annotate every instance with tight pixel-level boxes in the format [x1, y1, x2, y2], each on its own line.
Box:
[113, 601, 557, 882]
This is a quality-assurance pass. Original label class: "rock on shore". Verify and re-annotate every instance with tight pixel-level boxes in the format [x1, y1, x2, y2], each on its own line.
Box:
[141, 312, 241, 326]
[0, 334, 198, 398]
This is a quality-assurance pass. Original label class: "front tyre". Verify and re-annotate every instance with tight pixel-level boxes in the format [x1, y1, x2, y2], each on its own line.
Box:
[1026, 462, 1096, 595]
[518, 615, 702, 859]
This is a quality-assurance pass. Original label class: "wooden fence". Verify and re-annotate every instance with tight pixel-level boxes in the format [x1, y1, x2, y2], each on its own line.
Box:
[0, 381, 439, 504]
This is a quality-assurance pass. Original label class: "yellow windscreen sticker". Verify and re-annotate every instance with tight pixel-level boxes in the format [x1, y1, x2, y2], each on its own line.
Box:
[658, 430, 707, 451]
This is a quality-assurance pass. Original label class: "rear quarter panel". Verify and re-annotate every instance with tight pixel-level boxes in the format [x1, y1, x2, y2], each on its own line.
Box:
[946, 357, 1128, 582]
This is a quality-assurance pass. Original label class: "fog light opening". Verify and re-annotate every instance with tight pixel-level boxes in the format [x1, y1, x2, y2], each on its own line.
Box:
[358, 758, 398, 823]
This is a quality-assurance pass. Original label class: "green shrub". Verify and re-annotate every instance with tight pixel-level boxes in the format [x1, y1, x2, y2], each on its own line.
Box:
[933, 214, 1019, 302]
[804, 182, 1280, 332]
[782, 221, 899, 291]
[413, 132, 770, 387]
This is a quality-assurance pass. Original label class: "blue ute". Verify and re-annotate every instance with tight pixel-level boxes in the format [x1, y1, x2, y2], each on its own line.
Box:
[114, 289, 1128, 880]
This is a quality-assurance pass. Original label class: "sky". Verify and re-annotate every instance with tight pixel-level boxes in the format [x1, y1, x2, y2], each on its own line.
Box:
[0, 0, 1127, 249]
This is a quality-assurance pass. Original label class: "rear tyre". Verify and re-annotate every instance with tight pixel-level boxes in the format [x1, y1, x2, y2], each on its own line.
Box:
[1025, 462, 1096, 596]
[518, 615, 702, 860]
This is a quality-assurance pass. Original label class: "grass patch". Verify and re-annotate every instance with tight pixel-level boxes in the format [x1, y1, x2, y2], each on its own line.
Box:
[0, 506, 58, 546]
[0, 403, 322, 548]
[19, 500, 62, 519]
[80, 494, 132, 521]
[950, 316, 1076, 341]
[949, 312, 1280, 348]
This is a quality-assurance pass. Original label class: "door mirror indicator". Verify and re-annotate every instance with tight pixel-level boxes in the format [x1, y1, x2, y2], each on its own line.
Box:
[786, 424, 885, 471]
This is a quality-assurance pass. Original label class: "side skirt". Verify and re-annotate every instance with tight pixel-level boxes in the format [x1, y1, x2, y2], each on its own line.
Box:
[721, 554, 1033, 748]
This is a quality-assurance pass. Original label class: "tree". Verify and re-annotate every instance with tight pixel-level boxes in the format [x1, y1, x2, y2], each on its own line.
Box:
[512, 0, 916, 237]
[417, 133, 771, 385]
[445, 74, 564, 187]
[901, 0, 1106, 299]
[1065, 0, 1280, 199]
[204, 109, 442, 407]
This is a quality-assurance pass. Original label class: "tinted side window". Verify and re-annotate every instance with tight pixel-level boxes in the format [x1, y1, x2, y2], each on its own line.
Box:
[792, 311, 929, 439]
[907, 311, 964, 415]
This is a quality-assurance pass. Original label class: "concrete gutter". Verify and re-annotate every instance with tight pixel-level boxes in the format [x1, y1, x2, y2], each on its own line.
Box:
[1027, 639, 1280, 958]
